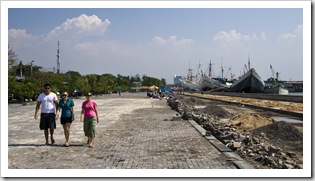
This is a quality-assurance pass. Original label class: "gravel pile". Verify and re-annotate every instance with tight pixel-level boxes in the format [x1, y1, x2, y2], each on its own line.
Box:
[252, 121, 303, 142]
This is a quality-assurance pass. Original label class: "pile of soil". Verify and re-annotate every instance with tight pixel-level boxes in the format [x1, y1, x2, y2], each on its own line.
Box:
[227, 113, 275, 130]
[201, 105, 232, 118]
[251, 121, 303, 152]
[252, 121, 303, 142]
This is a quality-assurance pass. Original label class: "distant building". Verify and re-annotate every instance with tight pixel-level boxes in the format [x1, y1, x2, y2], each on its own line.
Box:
[286, 81, 303, 92]
[174, 75, 182, 86]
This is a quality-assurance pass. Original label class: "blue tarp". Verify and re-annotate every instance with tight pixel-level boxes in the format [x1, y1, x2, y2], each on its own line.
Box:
[160, 87, 173, 93]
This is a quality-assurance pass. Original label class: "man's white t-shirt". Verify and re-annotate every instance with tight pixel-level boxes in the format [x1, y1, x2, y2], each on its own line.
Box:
[38, 92, 58, 113]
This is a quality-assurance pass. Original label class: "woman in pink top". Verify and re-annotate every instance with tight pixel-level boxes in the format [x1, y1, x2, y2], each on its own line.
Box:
[80, 92, 99, 147]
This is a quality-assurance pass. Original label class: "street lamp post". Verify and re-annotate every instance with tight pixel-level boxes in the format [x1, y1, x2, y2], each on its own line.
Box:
[30, 60, 34, 76]
[19, 61, 23, 78]
[24, 60, 35, 77]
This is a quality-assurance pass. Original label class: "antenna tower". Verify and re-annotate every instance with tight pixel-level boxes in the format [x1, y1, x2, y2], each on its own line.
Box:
[57, 41, 60, 74]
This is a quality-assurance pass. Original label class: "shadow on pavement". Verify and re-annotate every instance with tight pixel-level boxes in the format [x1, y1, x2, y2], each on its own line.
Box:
[9, 143, 85, 147]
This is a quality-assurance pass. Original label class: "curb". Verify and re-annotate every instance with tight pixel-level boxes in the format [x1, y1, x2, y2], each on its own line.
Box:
[188, 120, 255, 169]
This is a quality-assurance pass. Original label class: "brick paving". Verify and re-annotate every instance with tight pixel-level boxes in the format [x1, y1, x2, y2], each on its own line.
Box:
[7, 92, 239, 171]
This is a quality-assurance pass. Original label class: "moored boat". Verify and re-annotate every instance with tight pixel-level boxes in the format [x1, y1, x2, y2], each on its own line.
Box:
[180, 79, 200, 91]
[229, 68, 265, 93]
[263, 65, 289, 95]
[264, 84, 289, 95]
[199, 60, 229, 92]
[179, 63, 201, 92]
[199, 75, 229, 92]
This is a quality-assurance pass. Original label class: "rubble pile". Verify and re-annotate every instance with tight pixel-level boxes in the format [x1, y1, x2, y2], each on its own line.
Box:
[167, 96, 303, 169]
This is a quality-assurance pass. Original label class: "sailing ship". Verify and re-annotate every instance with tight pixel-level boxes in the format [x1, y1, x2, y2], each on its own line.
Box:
[179, 63, 201, 91]
[229, 58, 265, 93]
[199, 60, 230, 92]
[263, 65, 289, 95]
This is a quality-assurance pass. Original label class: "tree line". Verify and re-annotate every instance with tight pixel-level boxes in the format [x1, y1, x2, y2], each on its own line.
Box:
[8, 46, 167, 101]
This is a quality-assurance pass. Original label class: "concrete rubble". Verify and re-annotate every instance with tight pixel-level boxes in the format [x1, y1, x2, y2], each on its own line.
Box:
[167, 96, 303, 169]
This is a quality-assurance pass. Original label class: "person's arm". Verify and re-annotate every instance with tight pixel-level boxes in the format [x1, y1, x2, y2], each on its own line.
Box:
[55, 100, 60, 119]
[80, 108, 84, 122]
[54, 100, 59, 112]
[94, 104, 99, 123]
[71, 104, 75, 121]
[34, 101, 41, 120]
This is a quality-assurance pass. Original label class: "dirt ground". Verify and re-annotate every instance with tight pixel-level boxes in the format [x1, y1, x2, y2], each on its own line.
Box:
[188, 93, 303, 112]
[174, 94, 303, 169]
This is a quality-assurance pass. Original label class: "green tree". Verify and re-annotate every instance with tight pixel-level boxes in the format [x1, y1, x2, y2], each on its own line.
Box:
[142, 75, 162, 87]
[100, 73, 117, 93]
[74, 76, 90, 95]
[161, 78, 167, 87]
[8, 45, 19, 76]
[117, 74, 131, 92]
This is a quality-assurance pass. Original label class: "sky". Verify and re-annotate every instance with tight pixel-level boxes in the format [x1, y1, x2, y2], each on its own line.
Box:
[6, 2, 306, 84]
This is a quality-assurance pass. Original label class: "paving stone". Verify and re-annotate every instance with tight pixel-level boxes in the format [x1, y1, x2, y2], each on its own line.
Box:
[8, 93, 251, 171]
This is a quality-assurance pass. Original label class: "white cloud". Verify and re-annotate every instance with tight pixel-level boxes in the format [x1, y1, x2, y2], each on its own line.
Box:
[279, 25, 303, 41]
[75, 40, 139, 59]
[294, 25, 303, 35]
[151, 35, 194, 48]
[213, 30, 265, 43]
[279, 33, 297, 40]
[46, 14, 110, 40]
[75, 42, 99, 55]
[151, 36, 167, 46]
[8, 29, 41, 48]
[8, 29, 34, 40]
[260, 32, 266, 40]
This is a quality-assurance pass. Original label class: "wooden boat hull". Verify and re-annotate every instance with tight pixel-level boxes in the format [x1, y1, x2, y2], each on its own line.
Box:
[180, 79, 200, 91]
[230, 68, 265, 93]
[199, 75, 229, 92]
[264, 84, 289, 95]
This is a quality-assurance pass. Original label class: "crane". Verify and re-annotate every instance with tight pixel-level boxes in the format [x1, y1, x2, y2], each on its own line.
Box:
[270, 65, 280, 84]
[224, 67, 231, 79]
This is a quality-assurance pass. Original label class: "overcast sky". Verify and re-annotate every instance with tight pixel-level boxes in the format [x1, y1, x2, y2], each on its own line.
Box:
[7, 2, 306, 84]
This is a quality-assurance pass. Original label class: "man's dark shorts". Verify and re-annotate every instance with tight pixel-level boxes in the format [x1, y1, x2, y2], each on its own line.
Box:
[60, 116, 73, 125]
[40, 113, 56, 130]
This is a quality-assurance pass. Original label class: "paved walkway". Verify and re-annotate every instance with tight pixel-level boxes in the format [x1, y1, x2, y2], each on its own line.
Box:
[6, 92, 254, 176]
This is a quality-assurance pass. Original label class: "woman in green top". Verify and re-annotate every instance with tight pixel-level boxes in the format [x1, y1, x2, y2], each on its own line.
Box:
[56, 91, 75, 147]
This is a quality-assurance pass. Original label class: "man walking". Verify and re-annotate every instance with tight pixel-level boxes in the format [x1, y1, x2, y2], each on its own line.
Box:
[34, 83, 59, 146]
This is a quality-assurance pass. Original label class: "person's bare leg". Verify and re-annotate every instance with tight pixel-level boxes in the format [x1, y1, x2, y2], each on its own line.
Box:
[62, 124, 67, 146]
[50, 128, 55, 144]
[88, 137, 93, 147]
[65, 123, 71, 145]
[44, 129, 49, 145]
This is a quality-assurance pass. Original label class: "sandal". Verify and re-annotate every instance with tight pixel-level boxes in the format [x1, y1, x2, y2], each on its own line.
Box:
[51, 138, 55, 145]
[63, 143, 69, 147]
[44, 143, 48, 146]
